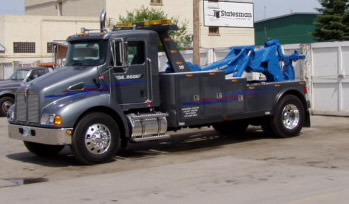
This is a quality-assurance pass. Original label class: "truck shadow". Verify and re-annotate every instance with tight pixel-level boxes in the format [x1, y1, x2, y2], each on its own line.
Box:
[6, 127, 274, 167]
[6, 147, 81, 167]
[117, 127, 273, 158]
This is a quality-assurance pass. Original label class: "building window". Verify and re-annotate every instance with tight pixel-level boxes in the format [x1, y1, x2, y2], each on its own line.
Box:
[47, 42, 54, 53]
[150, 0, 163, 6]
[209, 26, 220, 36]
[13, 42, 36, 53]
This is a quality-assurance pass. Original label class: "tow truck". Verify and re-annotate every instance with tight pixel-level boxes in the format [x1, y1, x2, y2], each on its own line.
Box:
[8, 11, 310, 164]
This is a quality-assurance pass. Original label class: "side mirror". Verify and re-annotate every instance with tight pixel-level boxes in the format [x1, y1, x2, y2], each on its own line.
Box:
[111, 39, 128, 67]
[120, 39, 128, 67]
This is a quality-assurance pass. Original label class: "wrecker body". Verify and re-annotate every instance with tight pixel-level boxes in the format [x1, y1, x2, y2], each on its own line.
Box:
[8, 12, 310, 164]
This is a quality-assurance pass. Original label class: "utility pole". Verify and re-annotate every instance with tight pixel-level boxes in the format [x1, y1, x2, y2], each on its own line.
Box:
[193, 0, 200, 65]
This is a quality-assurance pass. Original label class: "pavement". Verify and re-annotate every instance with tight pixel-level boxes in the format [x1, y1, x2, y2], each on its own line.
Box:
[0, 116, 349, 203]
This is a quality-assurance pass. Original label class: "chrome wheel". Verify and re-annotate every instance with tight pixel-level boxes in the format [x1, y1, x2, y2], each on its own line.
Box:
[2, 100, 13, 114]
[282, 104, 300, 130]
[85, 124, 111, 154]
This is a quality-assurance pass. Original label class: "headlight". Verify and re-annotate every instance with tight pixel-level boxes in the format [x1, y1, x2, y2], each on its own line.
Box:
[40, 114, 64, 126]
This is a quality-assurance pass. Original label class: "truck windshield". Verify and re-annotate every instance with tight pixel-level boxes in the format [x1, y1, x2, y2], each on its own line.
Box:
[9, 69, 30, 81]
[65, 41, 107, 66]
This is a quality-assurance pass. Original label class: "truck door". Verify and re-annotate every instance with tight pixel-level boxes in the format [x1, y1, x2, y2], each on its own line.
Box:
[111, 39, 152, 109]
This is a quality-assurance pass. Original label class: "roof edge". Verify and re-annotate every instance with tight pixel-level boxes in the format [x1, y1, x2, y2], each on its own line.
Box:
[255, 12, 320, 23]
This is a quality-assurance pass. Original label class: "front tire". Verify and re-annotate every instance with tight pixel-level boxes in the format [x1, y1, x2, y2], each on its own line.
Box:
[24, 141, 64, 156]
[263, 95, 305, 138]
[71, 112, 120, 165]
[0, 96, 14, 117]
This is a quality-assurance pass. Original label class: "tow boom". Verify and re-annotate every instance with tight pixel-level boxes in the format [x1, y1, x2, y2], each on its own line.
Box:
[187, 40, 305, 82]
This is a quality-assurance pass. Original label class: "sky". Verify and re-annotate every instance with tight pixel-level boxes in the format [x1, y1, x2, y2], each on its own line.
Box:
[0, 0, 321, 20]
[254, 0, 321, 21]
[0, 0, 24, 15]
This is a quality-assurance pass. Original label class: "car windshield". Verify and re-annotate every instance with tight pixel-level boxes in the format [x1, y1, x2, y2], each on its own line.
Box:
[9, 69, 30, 81]
[65, 41, 107, 66]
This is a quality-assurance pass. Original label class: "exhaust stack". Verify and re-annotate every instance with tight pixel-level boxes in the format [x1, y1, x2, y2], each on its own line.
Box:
[100, 10, 107, 33]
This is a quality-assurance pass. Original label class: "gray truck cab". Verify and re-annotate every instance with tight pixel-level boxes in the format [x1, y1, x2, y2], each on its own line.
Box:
[8, 23, 166, 163]
[0, 67, 49, 116]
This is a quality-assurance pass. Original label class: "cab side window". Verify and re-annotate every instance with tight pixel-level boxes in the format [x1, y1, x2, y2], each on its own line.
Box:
[28, 69, 46, 81]
[111, 40, 145, 71]
[128, 41, 145, 65]
[37, 69, 46, 77]
[27, 71, 36, 81]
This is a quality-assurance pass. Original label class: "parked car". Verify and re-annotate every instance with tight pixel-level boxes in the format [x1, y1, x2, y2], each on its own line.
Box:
[0, 67, 51, 116]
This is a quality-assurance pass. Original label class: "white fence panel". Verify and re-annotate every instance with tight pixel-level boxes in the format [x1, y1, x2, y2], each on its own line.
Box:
[310, 41, 349, 116]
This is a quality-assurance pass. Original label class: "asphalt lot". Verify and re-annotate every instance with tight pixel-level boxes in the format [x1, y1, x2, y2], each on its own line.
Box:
[0, 115, 349, 203]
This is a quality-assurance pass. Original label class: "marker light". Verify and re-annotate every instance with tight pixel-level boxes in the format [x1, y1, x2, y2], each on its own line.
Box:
[66, 129, 73, 135]
[54, 115, 64, 126]
[116, 19, 172, 28]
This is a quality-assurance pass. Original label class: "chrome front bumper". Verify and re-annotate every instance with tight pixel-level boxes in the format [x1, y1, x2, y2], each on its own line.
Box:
[8, 124, 72, 145]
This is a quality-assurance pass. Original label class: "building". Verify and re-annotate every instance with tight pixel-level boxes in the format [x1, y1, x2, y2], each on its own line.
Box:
[255, 13, 318, 45]
[0, 15, 99, 79]
[0, 0, 255, 79]
[26, 0, 255, 48]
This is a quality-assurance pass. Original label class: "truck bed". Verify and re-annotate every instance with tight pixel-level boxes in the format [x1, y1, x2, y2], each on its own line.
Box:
[160, 71, 306, 128]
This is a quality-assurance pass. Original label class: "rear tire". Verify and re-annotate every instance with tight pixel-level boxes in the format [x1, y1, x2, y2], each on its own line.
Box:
[263, 95, 305, 138]
[71, 112, 120, 165]
[213, 120, 249, 135]
[0, 96, 14, 117]
[24, 141, 64, 156]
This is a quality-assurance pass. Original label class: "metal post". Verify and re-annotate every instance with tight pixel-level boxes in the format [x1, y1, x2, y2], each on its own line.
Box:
[193, 0, 200, 65]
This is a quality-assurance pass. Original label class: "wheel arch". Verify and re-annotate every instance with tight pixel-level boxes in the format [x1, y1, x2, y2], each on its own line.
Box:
[0, 93, 15, 99]
[272, 88, 310, 127]
[73, 106, 130, 141]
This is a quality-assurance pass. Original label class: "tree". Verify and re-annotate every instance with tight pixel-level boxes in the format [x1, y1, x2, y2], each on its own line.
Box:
[313, 0, 349, 41]
[118, 6, 192, 50]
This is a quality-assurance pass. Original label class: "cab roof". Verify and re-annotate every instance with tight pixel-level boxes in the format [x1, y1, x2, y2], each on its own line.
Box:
[67, 21, 178, 42]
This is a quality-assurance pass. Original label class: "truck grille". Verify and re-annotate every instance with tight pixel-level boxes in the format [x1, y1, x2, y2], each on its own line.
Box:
[16, 94, 26, 121]
[16, 92, 40, 123]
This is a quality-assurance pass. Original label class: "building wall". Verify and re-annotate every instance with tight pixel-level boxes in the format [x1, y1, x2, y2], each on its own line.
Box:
[0, 15, 99, 63]
[255, 14, 318, 45]
[26, 0, 58, 16]
[27, 0, 255, 48]
[106, 0, 193, 28]
[26, 0, 105, 16]
[26, 0, 53, 7]
[0, 16, 5, 47]
[107, 0, 254, 48]
[62, 0, 105, 17]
